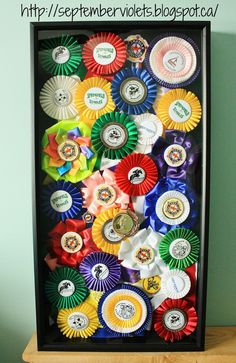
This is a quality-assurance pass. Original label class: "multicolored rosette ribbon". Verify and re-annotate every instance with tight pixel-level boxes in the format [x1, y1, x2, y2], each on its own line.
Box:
[75, 77, 115, 122]
[82, 32, 126, 75]
[124, 34, 149, 63]
[118, 227, 167, 279]
[79, 252, 121, 292]
[115, 153, 158, 196]
[57, 302, 99, 338]
[40, 34, 82, 76]
[156, 89, 202, 132]
[40, 76, 79, 120]
[152, 130, 199, 179]
[145, 33, 200, 88]
[81, 169, 130, 215]
[45, 267, 88, 309]
[91, 112, 138, 160]
[111, 67, 157, 115]
[159, 228, 200, 269]
[42, 120, 96, 183]
[153, 298, 198, 342]
[144, 177, 198, 234]
[134, 113, 164, 154]
[41, 181, 82, 221]
[98, 284, 152, 336]
[92, 207, 125, 256]
[48, 219, 99, 268]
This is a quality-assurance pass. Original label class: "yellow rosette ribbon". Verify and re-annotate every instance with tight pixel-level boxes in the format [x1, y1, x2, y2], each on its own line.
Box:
[57, 302, 99, 339]
[156, 88, 202, 132]
[75, 77, 115, 127]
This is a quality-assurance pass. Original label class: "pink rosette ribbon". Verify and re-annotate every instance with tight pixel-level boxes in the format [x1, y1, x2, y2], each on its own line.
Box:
[81, 169, 130, 216]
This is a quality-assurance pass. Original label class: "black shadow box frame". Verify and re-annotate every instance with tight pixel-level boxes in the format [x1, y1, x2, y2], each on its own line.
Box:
[31, 20, 211, 352]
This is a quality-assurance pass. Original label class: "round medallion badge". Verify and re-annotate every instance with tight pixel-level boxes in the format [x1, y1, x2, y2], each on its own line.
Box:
[67, 312, 89, 330]
[57, 140, 80, 162]
[101, 123, 128, 149]
[94, 184, 116, 206]
[52, 46, 70, 64]
[164, 144, 186, 167]
[60, 232, 83, 253]
[163, 309, 187, 332]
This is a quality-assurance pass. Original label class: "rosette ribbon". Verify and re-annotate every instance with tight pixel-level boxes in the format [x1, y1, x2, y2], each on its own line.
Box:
[42, 120, 96, 183]
[91, 111, 138, 160]
[40, 34, 82, 76]
[150, 269, 191, 309]
[79, 251, 121, 292]
[153, 298, 198, 342]
[98, 284, 152, 337]
[115, 153, 158, 196]
[81, 169, 130, 215]
[57, 302, 99, 338]
[152, 130, 199, 179]
[45, 266, 88, 309]
[41, 181, 82, 221]
[145, 33, 200, 88]
[39, 76, 79, 120]
[82, 32, 126, 75]
[91, 207, 126, 256]
[159, 228, 200, 269]
[144, 177, 198, 234]
[111, 67, 157, 115]
[75, 77, 115, 122]
[156, 88, 202, 132]
[118, 227, 168, 279]
[48, 219, 100, 268]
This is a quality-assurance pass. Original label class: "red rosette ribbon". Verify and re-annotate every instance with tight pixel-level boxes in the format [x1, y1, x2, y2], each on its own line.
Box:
[115, 153, 158, 196]
[48, 219, 100, 267]
[153, 298, 198, 342]
[82, 32, 126, 75]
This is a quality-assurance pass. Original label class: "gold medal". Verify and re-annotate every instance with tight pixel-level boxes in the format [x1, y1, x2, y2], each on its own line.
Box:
[112, 210, 139, 237]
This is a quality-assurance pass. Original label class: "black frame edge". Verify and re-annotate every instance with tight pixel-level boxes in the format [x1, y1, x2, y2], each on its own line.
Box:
[31, 20, 211, 352]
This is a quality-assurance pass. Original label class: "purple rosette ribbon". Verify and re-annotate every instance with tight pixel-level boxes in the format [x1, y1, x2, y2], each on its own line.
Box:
[152, 130, 200, 180]
[79, 252, 121, 292]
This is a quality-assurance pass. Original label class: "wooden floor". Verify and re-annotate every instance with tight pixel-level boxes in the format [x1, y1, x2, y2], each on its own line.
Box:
[22, 327, 236, 363]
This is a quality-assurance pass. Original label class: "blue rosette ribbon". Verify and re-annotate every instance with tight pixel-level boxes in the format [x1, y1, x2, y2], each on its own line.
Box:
[98, 284, 152, 337]
[144, 177, 198, 234]
[111, 67, 157, 115]
[41, 181, 83, 221]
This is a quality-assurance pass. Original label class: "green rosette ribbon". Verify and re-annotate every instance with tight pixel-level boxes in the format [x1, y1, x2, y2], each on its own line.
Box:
[45, 266, 89, 309]
[159, 228, 200, 270]
[91, 111, 138, 160]
[41, 120, 97, 183]
[40, 34, 82, 76]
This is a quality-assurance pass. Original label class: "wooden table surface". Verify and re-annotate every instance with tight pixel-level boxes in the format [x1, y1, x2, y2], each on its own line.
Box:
[22, 327, 236, 363]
